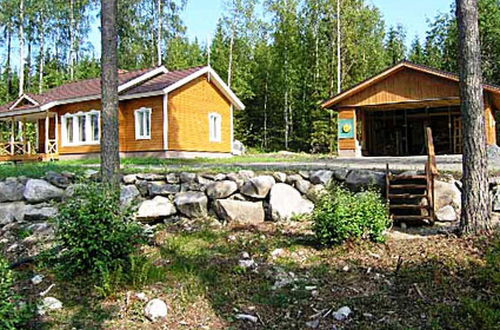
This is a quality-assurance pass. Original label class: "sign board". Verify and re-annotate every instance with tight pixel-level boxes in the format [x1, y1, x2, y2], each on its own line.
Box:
[338, 118, 355, 139]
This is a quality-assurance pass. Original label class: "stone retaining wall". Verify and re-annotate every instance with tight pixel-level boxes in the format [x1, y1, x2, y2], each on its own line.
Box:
[2, 168, 499, 258]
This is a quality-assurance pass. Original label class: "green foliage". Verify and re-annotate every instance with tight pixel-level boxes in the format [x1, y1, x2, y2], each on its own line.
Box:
[55, 182, 144, 286]
[0, 256, 24, 329]
[312, 185, 390, 246]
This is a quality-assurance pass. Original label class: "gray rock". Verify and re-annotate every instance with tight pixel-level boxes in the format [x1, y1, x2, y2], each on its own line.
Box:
[180, 172, 197, 183]
[493, 189, 500, 212]
[206, 180, 238, 199]
[120, 185, 141, 206]
[269, 184, 314, 221]
[436, 205, 458, 222]
[332, 306, 352, 321]
[166, 173, 179, 184]
[0, 202, 28, 225]
[0, 178, 24, 202]
[215, 200, 265, 224]
[24, 205, 58, 221]
[229, 193, 247, 201]
[23, 179, 64, 203]
[273, 172, 287, 183]
[285, 174, 302, 185]
[27, 222, 53, 235]
[345, 170, 385, 192]
[309, 170, 333, 185]
[240, 176, 276, 199]
[306, 184, 326, 203]
[214, 173, 227, 181]
[148, 182, 180, 196]
[434, 179, 462, 212]
[196, 175, 213, 187]
[83, 169, 99, 180]
[295, 179, 311, 195]
[180, 182, 202, 192]
[137, 196, 177, 221]
[122, 174, 138, 184]
[298, 170, 310, 179]
[238, 170, 255, 181]
[137, 173, 165, 181]
[38, 297, 63, 315]
[226, 172, 244, 188]
[332, 169, 350, 181]
[174, 192, 208, 218]
[144, 299, 168, 322]
[45, 171, 71, 189]
[135, 180, 149, 196]
[232, 140, 246, 156]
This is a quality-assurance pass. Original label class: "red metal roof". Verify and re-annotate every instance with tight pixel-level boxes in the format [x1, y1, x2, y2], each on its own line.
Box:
[0, 66, 207, 115]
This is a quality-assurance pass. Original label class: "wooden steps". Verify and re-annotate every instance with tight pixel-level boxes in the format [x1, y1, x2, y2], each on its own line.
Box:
[386, 165, 435, 225]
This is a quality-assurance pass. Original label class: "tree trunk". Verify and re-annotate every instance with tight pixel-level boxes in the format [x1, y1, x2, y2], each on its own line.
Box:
[100, 0, 120, 185]
[39, 17, 45, 94]
[228, 31, 234, 88]
[70, 0, 76, 79]
[157, 0, 162, 66]
[263, 70, 269, 149]
[337, 0, 341, 94]
[6, 25, 12, 96]
[19, 0, 25, 96]
[456, 0, 491, 234]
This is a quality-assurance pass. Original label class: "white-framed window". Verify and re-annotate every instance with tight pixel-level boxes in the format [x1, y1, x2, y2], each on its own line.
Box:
[209, 112, 222, 142]
[61, 110, 100, 146]
[134, 107, 152, 140]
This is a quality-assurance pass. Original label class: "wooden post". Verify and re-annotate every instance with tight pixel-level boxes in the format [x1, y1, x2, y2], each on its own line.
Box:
[54, 113, 59, 154]
[45, 112, 49, 154]
[10, 117, 14, 155]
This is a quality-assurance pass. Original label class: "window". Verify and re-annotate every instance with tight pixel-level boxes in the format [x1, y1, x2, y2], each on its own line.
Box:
[209, 113, 222, 142]
[135, 107, 152, 140]
[61, 110, 100, 146]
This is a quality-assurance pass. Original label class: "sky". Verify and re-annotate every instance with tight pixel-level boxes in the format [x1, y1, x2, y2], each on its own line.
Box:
[179, 0, 454, 46]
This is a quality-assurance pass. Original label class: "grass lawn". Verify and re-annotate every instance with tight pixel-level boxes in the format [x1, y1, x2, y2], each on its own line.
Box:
[0, 152, 330, 180]
[14, 220, 500, 329]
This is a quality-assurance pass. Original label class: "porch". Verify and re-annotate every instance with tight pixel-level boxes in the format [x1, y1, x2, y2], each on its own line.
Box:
[0, 112, 59, 162]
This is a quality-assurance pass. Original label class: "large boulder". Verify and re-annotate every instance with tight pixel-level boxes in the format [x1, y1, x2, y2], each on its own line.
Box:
[23, 179, 64, 203]
[345, 170, 385, 192]
[434, 179, 461, 212]
[0, 202, 28, 225]
[174, 192, 208, 218]
[120, 185, 141, 207]
[0, 178, 25, 202]
[309, 170, 333, 185]
[137, 196, 177, 221]
[122, 174, 138, 185]
[240, 176, 275, 199]
[137, 173, 165, 181]
[269, 183, 314, 221]
[148, 182, 180, 196]
[205, 180, 238, 199]
[214, 200, 265, 224]
[45, 171, 71, 189]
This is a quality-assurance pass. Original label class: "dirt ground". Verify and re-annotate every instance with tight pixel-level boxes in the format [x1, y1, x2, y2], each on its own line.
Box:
[17, 218, 498, 330]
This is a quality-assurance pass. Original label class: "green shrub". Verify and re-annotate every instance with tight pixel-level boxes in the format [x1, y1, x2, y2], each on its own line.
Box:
[55, 182, 144, 285]
[312, 185, 390, 246]
[0, 257, 23, 329]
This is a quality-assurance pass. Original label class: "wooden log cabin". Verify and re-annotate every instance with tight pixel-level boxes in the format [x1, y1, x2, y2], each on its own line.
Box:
[322, 61, 500, 157]
[0, 66, 244, 161]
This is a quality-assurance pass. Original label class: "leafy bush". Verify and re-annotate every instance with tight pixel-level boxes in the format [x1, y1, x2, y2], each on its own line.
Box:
[0, 257, 24, 329]
[55, 182, 144, 285]
[313, 185, 390, 246]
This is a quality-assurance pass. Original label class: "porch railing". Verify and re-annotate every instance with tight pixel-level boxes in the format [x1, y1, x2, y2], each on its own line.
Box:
[0, 141, 33, 156]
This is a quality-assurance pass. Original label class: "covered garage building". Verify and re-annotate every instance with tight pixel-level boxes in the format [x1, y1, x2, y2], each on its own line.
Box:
[322, 61, 500, 157]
